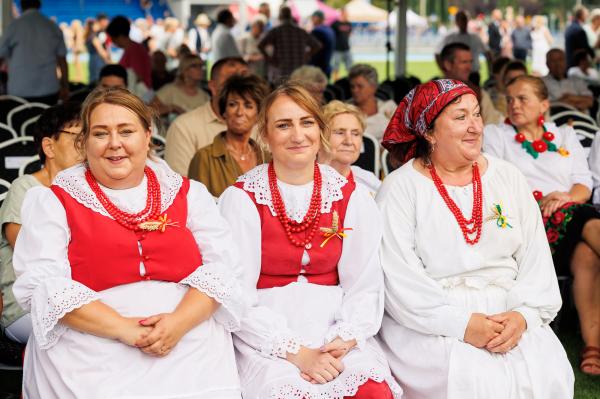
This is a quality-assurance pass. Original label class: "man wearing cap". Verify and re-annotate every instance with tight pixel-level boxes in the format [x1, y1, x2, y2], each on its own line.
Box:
[310, 10, 335, 78]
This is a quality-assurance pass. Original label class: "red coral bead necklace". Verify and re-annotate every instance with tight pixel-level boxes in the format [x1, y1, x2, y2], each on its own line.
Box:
[268, 161, 322, 248]
[429, 162, 483, 245]
[85, 166, 162, 231]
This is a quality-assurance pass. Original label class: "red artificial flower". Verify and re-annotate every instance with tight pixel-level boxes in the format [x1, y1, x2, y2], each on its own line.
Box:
[551, 211, 565, 225]
[515, 133, 526, 143]
[532, 140, 548, 152]
[543, 131, 555, 141]
[533, 190, 543, 201]
[547, 228, 559, 243]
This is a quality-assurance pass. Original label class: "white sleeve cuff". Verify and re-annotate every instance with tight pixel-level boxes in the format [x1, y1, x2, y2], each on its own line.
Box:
[259, 331, 308, 359]
[178, 262, 245, 332]
[30, 278, 99, 350]
[324, 321, 367, 349]
[514, 306, 543, 330]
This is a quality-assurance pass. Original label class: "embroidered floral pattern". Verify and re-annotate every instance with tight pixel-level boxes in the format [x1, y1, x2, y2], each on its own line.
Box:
[324, 322, 366, 349]
[541, 202, 592, 254]
[267, 368, 402, 399]
[237, 164, 346, 223]
[260, 332, 307, 358]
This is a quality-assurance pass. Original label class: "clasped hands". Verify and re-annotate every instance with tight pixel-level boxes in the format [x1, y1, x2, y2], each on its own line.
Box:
[287, 337, 357, 385]
[464, 311, 526, 353]
[117, 313, 187, 357]
[539, 191, 573, 218]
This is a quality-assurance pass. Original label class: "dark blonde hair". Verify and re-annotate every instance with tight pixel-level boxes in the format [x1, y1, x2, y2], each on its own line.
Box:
[257, 82, 330, 152]
[505, 75, 549, 101]
[78, 87, 156, 157]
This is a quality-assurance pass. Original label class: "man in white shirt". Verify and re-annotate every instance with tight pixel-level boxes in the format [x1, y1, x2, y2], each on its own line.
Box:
[543, 48, 594, 113]
[0, 0, 69, 104]
[211, 9, 241, 63]
[164, 57, 249, 176]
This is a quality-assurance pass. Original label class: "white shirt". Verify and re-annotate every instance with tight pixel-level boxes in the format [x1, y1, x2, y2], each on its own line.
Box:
[483, 122, 593, 195]
[211, 23, 241, 63]
[542, 74, 593, 102]
[351, 165, 381, 196]
[589, 133, 600, 204]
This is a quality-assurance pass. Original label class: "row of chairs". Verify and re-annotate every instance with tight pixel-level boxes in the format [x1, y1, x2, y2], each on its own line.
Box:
[0, 95, 48, 140]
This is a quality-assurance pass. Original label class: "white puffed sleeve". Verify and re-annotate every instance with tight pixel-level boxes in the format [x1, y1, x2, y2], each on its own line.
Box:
[376, 173, 471, 340]
[483, 123, 509, 159]
[179, 180, 245, 331]
[12, 187, 99, 350]
[562, 126, 593, 190]
[324, 186, 384, 348]
[589, 134, 600, 204]
[218, 186, 306, 359]
[507, 166, 562, 329]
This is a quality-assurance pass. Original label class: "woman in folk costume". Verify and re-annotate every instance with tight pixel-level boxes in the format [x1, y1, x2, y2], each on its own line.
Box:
[376, 79, 573, 398]
[218, 82, 401, 398]
[12, 88, 245, 399]
[484, 75, 600, 376]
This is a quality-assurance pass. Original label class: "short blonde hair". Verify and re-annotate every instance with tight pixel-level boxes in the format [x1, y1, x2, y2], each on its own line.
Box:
[176, 54, 203, 84]
[79, 87, 157, 158]
[322, 100, 366, 140]
[290, 65, 328, 90]
[258, 82, 330, 152]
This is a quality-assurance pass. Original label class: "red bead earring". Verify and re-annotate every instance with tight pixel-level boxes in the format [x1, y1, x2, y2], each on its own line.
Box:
[537, 114, 545, 127]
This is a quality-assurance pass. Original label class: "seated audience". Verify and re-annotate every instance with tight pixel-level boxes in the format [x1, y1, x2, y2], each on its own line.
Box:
[319, 100, 381, 195]
[543, 48, 594, 113]
[590, 133, 600, 205]
[98, 64, 128, 89]
[567, 49, 600, 85]
[290, 65, 328, 104]
[151, 54, 209, 116]
[218, 82, 400, 398]
[188, 74, 270, 197]
[13, 88, 245, 397]
[378, 79, 574, 396]
[439, 42, 503, 124]
[164, 57, 249, 176]
[484, 76, 600, 375]
[0, 102, 83, 344]
[106, 15, 152, 95]
[150, 50, 175, 91]
[348, 63, 396, 141]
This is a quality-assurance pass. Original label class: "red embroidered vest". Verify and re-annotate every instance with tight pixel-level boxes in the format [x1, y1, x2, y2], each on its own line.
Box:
[235, 177, 355, 289]
[50, 178, 202, 291]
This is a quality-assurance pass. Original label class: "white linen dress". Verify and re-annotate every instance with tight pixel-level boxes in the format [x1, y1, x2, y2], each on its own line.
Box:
[12, 159, 245, 399]
[376, 156, 574, 399]
[218, 164, 402, 399]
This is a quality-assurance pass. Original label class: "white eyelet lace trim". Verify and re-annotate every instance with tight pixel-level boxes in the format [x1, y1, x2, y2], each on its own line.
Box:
[260, 332, 309, 359]
[324, 322, 366, 350]
[237, 164, 347, 223]
[268, 368, 403, 399]
[33, 283, 99, 350]
[179, 263, 243, 332]
[53, 159, 183, 218]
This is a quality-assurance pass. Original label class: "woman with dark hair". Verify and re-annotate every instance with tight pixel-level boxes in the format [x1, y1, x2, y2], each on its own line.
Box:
[0, 102, 83, 344]
[12, 88, 244, 398]
[484, 75, 600, 376]
[188, 74, 270, 197]
[378, 79, 573, 396]
[219, 82, 400, 398]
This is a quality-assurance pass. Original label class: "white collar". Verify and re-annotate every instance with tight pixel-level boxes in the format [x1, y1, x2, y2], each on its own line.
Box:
[53, 158, 183, 219]
[237, 163, 347, 223]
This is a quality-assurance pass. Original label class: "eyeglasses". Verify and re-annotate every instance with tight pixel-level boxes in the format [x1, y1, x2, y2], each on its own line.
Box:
[58, 130, 81, 137]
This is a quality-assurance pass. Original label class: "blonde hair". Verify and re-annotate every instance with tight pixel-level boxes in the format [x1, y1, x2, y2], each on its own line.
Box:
[79, 87, 157, 158]
[322, 100, 366, 140]
[176, 54, 203, 84]
[257, 82, 330, 152]
[290, 66, 328, 90]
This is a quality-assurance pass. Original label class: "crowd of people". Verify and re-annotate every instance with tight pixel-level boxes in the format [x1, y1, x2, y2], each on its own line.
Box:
[1, 0, 600, 398]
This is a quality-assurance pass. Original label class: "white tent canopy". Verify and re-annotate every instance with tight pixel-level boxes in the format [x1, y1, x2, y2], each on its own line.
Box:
[389, 8, 428, 28]
[344, 0, 387, 23]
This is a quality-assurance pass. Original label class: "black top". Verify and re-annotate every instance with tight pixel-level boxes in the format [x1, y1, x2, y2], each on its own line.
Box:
[564, 21, 594, 68]
[332, 21, 352, 51]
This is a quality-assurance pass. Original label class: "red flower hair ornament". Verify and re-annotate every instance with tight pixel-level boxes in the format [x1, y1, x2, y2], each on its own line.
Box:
[382, 79, 476, 165]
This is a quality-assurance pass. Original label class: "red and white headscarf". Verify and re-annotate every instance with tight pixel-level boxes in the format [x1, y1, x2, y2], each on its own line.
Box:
[382, 79, 476, 165]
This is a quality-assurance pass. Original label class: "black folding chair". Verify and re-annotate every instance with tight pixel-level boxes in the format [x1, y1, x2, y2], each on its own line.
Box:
[7, 103, 48, 137]
[352, 134, 379, 175]
[0, 95, 27, 125]
[0, 136, 37, 183]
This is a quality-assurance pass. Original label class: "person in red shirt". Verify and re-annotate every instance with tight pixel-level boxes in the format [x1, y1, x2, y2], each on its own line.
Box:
[107, 16, 152, 90]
